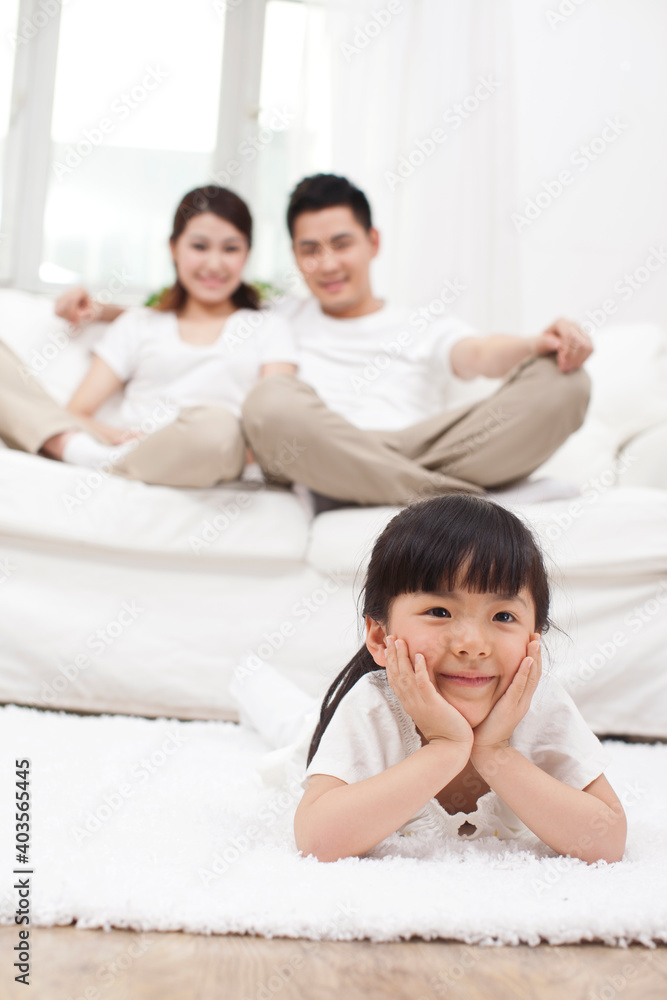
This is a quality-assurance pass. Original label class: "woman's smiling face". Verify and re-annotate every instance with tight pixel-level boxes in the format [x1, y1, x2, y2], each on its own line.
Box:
[171, 212, 249, 308]
[372, 586, 539, 728]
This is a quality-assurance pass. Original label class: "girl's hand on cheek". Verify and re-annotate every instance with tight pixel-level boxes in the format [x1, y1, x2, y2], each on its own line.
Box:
[471, 634, 542, 758]
[385, 637, 474, 750]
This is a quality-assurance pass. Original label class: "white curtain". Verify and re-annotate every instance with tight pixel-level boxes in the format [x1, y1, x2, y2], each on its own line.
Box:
[317, 0, 667, 334]
[322, 0, 521, 330]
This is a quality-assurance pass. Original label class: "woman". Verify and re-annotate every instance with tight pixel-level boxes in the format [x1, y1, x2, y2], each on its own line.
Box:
[0, 186, 297, 487]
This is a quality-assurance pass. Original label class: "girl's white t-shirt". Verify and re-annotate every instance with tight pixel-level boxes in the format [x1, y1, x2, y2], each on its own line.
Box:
[304, 669, 612, 850]
[93, 306, 298, 429]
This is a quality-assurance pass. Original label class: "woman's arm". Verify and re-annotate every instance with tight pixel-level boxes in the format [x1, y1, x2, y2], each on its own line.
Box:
[295, 739, 472, 862]
[259, 362, 297, 378]
[471, 747, 626, 863]
[66, 356, 136, 444]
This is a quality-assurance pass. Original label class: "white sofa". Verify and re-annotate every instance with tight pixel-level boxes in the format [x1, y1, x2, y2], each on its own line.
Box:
[1, 289, 666, 737]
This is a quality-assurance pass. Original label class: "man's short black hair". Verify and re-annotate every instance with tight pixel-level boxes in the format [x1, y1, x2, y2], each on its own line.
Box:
[287, 174, 373, 237]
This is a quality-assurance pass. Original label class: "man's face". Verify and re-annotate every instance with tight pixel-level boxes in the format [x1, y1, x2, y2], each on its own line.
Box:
[291, 206, 379, 317]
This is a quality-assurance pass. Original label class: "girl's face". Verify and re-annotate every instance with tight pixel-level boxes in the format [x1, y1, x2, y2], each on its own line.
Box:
[368, 586, 539, 728]
[171, 212, 249, 308]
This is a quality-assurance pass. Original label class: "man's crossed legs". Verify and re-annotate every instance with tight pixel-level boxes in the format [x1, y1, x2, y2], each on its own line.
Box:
[242, 355, 591, 505]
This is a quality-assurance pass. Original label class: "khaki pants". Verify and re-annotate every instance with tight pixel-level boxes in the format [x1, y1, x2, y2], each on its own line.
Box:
[0, 342, 245, 488]
[242, 355, 591, 505]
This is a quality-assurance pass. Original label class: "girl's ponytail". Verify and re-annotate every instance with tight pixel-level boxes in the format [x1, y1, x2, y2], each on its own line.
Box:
[307, 646, 378, 766]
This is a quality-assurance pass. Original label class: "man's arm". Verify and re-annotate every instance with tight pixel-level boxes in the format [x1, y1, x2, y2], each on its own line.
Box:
[450, 317, 593, 380]
[55, 287, 125, 327]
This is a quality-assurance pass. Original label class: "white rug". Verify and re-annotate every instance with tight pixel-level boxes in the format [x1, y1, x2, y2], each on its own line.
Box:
[0, 705, 665, 946]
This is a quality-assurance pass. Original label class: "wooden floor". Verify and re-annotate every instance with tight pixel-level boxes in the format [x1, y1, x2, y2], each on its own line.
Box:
[1, 927, 666, 1000]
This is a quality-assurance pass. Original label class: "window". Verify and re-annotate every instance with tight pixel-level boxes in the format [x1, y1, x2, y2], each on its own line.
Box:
[0, 0, 21, 280]
[1, 0, 330, 296]
[41, 0, 227, 294]
[250, 0, 331, 289]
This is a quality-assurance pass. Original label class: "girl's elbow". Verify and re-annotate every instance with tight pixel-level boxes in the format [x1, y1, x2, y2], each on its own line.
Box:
[582, 811, 627, 864]
[584, 840, 626, 865]
[295, 828, 347, 863]
[294, 813, 355, 862]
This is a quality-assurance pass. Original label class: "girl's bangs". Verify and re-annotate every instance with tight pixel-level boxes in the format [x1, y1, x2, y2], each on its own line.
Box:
[378, 497, 541, 602]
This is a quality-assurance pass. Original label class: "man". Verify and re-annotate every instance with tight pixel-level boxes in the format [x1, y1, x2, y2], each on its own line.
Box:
[7, 173, 591, 504]
[241, 173, 592, 507]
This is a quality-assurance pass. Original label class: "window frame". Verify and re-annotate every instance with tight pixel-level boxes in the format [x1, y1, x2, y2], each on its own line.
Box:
[0, 0, 270, 296]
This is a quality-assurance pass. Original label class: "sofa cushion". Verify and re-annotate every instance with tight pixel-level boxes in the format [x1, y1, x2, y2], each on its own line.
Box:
[0, 450, 309, 562]
[617, 419, 667, 491]
[307, 488, 667, 580]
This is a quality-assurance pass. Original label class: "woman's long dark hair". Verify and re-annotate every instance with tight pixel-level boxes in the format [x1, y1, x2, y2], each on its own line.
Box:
[154, 185, 261, 313]
[307, 493, 551, 765]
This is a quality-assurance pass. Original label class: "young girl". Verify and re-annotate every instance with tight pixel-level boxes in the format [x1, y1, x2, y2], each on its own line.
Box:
[0, 185, 296, 487]
[293, 494, 626, 863]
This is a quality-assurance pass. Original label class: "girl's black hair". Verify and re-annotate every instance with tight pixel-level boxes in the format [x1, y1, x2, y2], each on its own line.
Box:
[307, 493, 551, 766]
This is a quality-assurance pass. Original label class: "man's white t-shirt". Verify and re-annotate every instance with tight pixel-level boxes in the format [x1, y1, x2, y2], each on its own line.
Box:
[276, 297, 477, 431]
[304, 669, 611, 851]
[93, 306, 297, 429]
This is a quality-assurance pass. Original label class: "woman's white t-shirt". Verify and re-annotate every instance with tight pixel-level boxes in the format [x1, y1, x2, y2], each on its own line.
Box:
[93, 306, 298, 430]
[304, 669, 612, 851]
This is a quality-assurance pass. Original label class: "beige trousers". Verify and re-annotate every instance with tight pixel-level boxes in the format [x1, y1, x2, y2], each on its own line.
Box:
[0, 342, 245, 488]
[242, 355, 591, 505]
